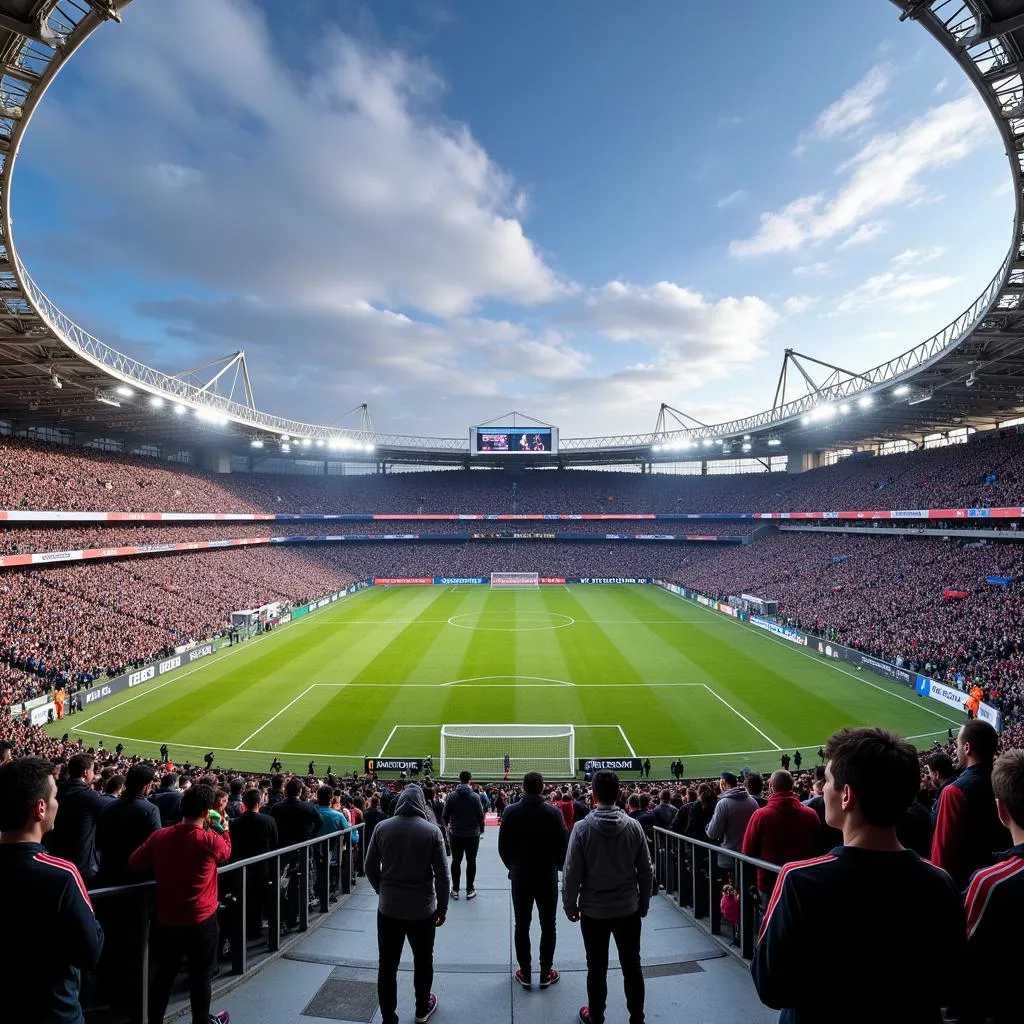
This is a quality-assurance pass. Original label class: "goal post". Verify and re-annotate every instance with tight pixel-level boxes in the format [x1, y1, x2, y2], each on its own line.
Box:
[490, 572, 539, 589]
[440, 724, 575, 778]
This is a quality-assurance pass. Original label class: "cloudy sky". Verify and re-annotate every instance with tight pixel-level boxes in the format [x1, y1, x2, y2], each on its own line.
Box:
[13, 0, 1011, 438]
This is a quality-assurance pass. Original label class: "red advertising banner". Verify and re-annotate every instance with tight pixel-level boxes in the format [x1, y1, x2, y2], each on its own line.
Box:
[373, 577, 433, 585]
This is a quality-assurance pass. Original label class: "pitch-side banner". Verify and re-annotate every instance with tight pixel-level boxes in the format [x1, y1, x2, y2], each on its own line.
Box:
[365, 758, 424, 773]
[578, 757, 644, 773]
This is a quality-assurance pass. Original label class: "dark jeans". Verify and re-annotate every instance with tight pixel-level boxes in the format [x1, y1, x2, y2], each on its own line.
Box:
[377, 911, 436, 1024]
[149, 913, 219, 1024]
[449, 835, 480, 892]
[510, 875, 558, 980]
[580, 911, 645, 1024]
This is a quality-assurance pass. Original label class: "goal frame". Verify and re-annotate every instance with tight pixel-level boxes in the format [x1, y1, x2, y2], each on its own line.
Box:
[439, 722, 575, 777]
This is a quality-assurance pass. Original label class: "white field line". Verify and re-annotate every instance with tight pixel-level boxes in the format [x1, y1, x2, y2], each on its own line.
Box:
[234, 685, 317, 749]
[313, 682, 707, 688]
[701, 683, 782, 751]
[659, 589, 963, 727]
[616, 725, 638, 757]
[377, 724, 399, 758]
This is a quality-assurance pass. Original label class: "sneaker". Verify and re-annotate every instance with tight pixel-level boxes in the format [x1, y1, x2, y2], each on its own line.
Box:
[466, 888, 477, 900]
[210, 1013, 230, 1024]
[415, 993, 438, 1024]
[578, 1008, 592, 1024]
[451, 889, 459, 900]
[540, 968, 560, 988]
[514, 968, 531, 989]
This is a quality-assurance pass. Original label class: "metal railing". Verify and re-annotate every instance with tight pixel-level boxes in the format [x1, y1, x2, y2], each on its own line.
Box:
[84, 822, 362, 1023]
[653, 825, 781, 965]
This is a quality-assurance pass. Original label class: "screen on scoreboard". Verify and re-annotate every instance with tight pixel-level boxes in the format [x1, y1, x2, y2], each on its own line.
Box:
[471, 426, 556, 455]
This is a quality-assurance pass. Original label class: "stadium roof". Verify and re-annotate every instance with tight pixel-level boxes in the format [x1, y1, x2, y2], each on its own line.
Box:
[0, 1, 1023, 468]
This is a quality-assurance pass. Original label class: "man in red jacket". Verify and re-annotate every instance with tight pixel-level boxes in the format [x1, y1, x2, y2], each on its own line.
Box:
[742, 770, 821, 912]
[129, 783, 232, 1024]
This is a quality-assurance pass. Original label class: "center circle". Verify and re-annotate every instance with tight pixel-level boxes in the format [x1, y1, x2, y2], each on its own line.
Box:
[447, 611, 575, 632]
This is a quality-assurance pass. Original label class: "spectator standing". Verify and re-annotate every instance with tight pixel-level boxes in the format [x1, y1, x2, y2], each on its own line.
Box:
[563, 769, 652, 1024]
[705, 772, 758, 873]
[44, 753, 107, 881]
[745, 773, 767, 808]
[129, 783, 232, 1024]
[364, 785, 449, 1024]
[925, 752, 955, 822]
[932, 721, 1012, 890]
[0, 757, 103, 1024]
[443, 770, 484, 900]
[554, 788, 575, 832]
[151, 772, 183, 827]
[741, 770, 821, 911]
[959, 750, 1024, 1024]
[229, 789, 278, 941]
[498, 772, 569, 990]
[269, 778, 321, 929]
[95, 763, 160, 885]
[752, 728, 967, 1022]
[362, 795, 386, 848]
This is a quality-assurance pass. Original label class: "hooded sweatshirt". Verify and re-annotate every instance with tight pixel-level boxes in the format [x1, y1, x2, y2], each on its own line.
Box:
[706, 786, 759, 868]
[562, 806, 653, 920]
[365, 785, 450, 921]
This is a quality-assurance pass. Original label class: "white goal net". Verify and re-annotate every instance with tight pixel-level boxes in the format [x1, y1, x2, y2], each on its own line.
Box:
[490, 572, 540, 589]
[440, 724, 575, 777]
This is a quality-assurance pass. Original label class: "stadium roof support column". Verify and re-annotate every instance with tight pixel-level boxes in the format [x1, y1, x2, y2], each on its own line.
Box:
[200, 448, 232, 474]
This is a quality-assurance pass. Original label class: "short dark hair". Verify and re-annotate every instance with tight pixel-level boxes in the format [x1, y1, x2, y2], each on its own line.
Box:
[459, 770, 472, 784]
[285, 778, 302, 798]
[593, 769, 619, 805]
[0, 758, 55, 832]
[745, 773, 764, 796]
[67, 754, 93, 779]
[271, 773, 285, 790]
[659, 789, 671, 802]
[523, 771, 543, 795]
[229, 778, 244, 796]
[961, 720, 999, 763]
[180, 784, 217, 819]
[824, 727, 918, 827]
[992, 750, 1024, 830]
[720, 771, 738, 787]
[926, 753, 954, 778]
[125, 763, 155, 796]
[317, 785, 334, 806]
[242, 789, 261, 810]
[104, 774, 125, 795]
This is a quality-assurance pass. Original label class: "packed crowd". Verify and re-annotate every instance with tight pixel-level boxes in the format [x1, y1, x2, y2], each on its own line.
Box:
[1, 429, 1022, 515]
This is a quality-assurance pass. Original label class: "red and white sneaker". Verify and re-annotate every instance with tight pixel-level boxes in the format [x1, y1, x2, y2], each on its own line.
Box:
[513, 968, 531, 989]
[540, 968, 560, 988]
[415, 993, 438, 1023]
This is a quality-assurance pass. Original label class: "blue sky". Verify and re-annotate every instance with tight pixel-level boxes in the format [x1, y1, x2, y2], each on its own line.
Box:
[12, 0, 1012, 437]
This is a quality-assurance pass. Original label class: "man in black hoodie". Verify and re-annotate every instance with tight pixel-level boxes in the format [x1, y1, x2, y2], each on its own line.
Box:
[498, 772, 568, 990]
[442, 771, 484, 900]
[44, 753, 107, 881]
[563, 770, 652, 1024]
[365, 784, 449, 1024]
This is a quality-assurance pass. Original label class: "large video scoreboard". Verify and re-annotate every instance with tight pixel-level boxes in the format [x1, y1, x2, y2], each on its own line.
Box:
[470, 424, 558, 456]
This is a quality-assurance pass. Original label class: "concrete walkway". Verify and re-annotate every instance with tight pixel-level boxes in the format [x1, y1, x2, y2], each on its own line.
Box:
[214, 830, 776, 1024]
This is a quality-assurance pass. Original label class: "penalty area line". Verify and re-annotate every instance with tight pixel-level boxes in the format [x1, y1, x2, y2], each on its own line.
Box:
[235, 685, 318, 749]
[701, 683, 781, 751]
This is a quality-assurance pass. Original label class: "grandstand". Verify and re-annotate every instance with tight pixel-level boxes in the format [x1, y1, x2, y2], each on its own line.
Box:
[1, 2, 1024, 1024]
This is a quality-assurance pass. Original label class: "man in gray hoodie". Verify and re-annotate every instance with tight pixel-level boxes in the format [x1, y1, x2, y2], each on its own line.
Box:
[563, 770, 652, 1024]
[365, 785, 450, 1024]
[705, 771, 759, 872]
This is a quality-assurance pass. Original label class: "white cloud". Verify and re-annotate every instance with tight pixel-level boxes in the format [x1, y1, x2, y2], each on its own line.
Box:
[796, 65, 891, 153]
[934, 78, 948, 94]
[889, 246, 946, 269]
[783, 295, 815, 314]
[26, 0, 565, 320]
[731, 94, 991, 257]
[793, 262, 830, 277]
[836, 220, 888, 250]
[716, 188, 748, 209]
[834, 271, 960, 315]
[992, 180, 1014, 199]
[575, 281, 778, 366]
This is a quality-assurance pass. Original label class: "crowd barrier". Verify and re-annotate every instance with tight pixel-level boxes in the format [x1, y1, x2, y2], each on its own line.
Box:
[653, 825, 781, 963]
[85, 825, 361, 1023]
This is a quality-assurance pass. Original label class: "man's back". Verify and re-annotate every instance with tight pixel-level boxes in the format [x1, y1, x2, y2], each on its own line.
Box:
[45, 779, 107, 878]
[151, 787, 183, 827]
[230, 810, 278, 862]
[443, 784, 484, 837]
[96, 794, 160, 884]
[498, 794, 568, 879]
[362, 807, 386, 847]
[270, 797, 320, 848]
[753, 847, 966, 1022]
[742, 793, 821, 895]
[0, 842, 104, 1024]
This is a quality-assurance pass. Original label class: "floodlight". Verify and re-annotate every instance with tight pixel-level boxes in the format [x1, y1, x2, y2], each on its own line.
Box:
[150, 396, 164, 408]
[894, 385, 910, 396]
[857, 395, 873, 409]
[115, 385, 134, 398]
[173, 404, 186, 415]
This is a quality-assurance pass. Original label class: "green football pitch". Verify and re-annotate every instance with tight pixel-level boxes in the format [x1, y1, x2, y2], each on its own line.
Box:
[48, 584, 961, 778]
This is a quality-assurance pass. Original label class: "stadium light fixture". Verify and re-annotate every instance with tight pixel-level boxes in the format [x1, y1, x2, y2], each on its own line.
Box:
[768, 437, 782, 447]
[743, 434, 751, 440]
[250, 439, 263, 448]
[115, 385, 134, 398]
[301, 438, 312, 447]
[702, 438, 712, 448]
[857, 395, 873, 409]
[51, 374, 62, 389]
[149, 396, 164, 409]
[800, 414, 811, 426]
[173, 404, 186, 415]
[742, 442, 752, 452]
[894, 385, 910, 396]
[96, 395, 120, 408]
[315, 439, 325, 447]
[281, 442, 291, 452]
[908, 390, 933, 406]
[838, 404, 849, 415]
